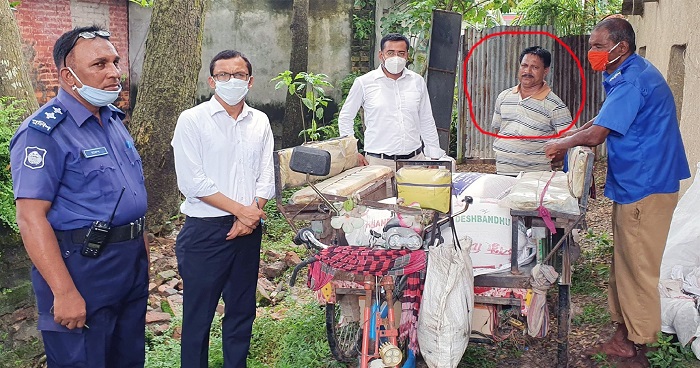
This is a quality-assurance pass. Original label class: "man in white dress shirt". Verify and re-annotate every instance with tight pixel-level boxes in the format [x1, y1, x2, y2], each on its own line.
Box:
[171, 50, 274, 368]
[338, 33, 445, 169]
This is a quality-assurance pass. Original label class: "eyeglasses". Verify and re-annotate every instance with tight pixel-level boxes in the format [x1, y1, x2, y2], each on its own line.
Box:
[212, 72, 250, 82]
[384, 50, 407, 58]
[63, 30, 111, 67]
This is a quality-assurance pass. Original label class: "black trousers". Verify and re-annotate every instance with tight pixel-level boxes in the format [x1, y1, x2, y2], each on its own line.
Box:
[38, 234, 148, 368]
[176, 216, 262, 368]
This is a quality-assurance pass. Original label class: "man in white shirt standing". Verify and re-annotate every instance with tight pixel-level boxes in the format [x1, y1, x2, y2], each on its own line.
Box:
[338, 33, 445, 168]
[171, 50, 274, 368]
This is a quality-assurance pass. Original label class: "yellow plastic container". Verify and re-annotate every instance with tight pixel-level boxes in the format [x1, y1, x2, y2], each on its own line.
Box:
[396, 166, 452, 213]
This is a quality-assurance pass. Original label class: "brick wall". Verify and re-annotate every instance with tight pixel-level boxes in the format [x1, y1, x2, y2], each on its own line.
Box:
[14, 0, 131, 111]
[350, 1, 374, 73]
[0, 227, 43, 364]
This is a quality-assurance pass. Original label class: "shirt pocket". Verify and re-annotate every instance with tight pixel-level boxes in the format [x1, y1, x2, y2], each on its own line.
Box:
[79, 156, 117, 197]
[401, 90, 422, 107]
[124, 148, 145, 183]
[499, 103, 520, 122]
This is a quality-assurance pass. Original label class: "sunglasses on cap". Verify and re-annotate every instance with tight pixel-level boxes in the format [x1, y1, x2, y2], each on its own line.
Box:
[63, 30, 112, 67]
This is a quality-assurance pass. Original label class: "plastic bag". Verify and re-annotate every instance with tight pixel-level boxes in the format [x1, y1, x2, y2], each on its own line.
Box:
[661, 162, 700, 280]
[499, 171, 580, 215]
[417, 236, 473, 368]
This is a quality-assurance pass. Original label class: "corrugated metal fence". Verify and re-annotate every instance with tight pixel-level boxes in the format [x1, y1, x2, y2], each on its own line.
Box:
[457, 26, 605, 161]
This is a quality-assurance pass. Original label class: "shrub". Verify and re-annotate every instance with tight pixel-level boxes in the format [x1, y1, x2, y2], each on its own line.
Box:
[0, 97, 25, 232]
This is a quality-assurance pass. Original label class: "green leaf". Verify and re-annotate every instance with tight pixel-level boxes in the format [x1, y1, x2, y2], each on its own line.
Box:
[315, 107, 324, 120]
[313, 86, 325, 96]
[342, 199, 354, 211]
[301, 98, 314, 111]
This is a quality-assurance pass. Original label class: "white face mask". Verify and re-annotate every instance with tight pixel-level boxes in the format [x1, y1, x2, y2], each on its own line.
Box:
[67, 67, 121, 107]
[383, 56, 407, 75]
[215, 78, 249, 106]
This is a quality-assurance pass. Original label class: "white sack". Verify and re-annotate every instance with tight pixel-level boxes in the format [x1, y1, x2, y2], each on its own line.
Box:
[658, 162, 700, 360]
[417, 236, 474, 368]
[451, 198, 520, 276]
[661, 162, 700, 280]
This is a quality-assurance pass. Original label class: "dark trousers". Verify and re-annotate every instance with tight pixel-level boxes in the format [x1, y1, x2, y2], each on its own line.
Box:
[36, 233, 148, 368]
[176, 216, 262, 368]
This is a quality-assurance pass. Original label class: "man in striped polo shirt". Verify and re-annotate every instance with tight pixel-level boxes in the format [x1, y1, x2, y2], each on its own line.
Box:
[491, 46, 572, 176]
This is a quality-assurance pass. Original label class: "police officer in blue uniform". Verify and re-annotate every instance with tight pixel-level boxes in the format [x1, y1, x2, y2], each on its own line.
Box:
[10, 25, 149, 367]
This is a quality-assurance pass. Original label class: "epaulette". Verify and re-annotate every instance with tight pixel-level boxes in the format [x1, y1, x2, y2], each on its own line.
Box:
[107, 104, 126, 119]
[28, 104, 67, 135]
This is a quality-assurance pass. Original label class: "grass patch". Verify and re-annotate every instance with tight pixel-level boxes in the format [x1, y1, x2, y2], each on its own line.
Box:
[647, 332, 697, 368]
[572, 230, 613, 297]
[261, 189, 307, 256]
[590, 352, 615, 368]
[571, 253, 610, 297]
[0, 338, 42, 368]
[146, 302, 342, 368]
[583, 230, 613, 257]
[144, 317, 182, 368]
[459, 345, 497, 368]
[590, 333, 700, 368]
[571, 260, 608, 297]
[572, 302, 610, 326]
[248, 302, 344, 368]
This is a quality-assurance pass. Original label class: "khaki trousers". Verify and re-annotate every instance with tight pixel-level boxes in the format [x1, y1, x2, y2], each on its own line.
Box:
[609, 192, 678, 344]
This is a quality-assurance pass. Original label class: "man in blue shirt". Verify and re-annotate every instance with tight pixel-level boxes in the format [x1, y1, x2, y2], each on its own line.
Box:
[10, 26, 148, 367]
[545, 18, 690, 366]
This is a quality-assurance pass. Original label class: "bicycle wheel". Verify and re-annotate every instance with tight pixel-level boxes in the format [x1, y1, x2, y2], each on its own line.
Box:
[325, 294, 362, 363]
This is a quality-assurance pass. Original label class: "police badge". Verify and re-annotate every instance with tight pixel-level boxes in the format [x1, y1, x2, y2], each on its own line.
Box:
[24, 146, 47, 170]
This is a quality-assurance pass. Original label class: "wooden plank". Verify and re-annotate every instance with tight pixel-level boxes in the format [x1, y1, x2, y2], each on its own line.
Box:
[474, 296, 522, 306]
[473, 262, 534, 288]
[335, 287, 366, 296]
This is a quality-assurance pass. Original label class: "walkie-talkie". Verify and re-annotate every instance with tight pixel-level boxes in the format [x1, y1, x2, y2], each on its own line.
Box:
[81, 187, 125, 258]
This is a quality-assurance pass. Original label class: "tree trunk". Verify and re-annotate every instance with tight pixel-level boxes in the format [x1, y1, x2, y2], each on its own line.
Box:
[0, 1, 39, 119]
[130, 0, 209, 229]
[280, 0, 309, 148]
[0, 3, 43, 362]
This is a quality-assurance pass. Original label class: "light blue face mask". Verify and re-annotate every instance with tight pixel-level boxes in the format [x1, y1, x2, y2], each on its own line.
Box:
[67, 67, 121, 107]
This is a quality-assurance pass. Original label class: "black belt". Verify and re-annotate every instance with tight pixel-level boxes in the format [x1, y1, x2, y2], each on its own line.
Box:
[186, 215, 236, 224]
[61, 217, 146, 244]
[365, 147, 422, 161]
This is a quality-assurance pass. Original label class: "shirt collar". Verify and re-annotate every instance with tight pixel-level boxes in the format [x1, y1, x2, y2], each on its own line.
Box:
[511, 81, 551, 101]
[207, 96, 253, 120]
[56, 88, 121, 127]
[603, 53, 639, 90]
[604, 53, 638, 79]
[371, 65, 409, 81]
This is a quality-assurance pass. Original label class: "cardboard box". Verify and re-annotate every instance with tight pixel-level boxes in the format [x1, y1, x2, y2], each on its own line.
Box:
[470, 303, 498, 339]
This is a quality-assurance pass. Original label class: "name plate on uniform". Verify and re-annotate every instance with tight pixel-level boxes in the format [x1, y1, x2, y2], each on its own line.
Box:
[82, 147, 109, 158]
